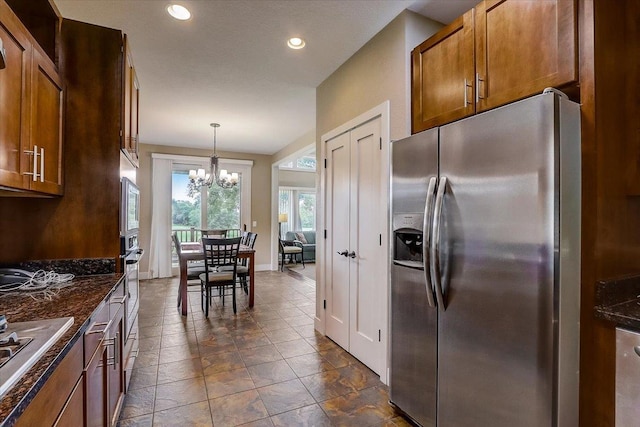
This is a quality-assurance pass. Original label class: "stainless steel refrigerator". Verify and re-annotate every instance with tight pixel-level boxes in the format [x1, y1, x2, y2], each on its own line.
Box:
[389, 90, 581, 427]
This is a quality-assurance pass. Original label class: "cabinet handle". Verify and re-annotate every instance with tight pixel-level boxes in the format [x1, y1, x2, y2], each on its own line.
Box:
[86, 320, 111, 335]
[0, 37, 6, 69]
[39, 147, 44, 183]
[23, 146, 40, 181]
[112, 295, 127, 305]
[464, 78, 473, 108]
[104, 336, 116, 366]
[476, 73, 485, 103]
[114, 331, 119, 370]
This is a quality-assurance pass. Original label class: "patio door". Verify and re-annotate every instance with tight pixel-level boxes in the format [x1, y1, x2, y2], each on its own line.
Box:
[324, 117, 385, 375]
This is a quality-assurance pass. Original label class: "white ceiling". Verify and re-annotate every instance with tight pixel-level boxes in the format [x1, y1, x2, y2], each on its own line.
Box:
[53, 0, 475, 154]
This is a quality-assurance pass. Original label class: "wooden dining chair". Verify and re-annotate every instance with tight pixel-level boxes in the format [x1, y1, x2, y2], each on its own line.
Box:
[199, 236, 241, 316]
[220, 232, 257, 295]
[201, 229, 227, 238]
[171, 232, 206, 282]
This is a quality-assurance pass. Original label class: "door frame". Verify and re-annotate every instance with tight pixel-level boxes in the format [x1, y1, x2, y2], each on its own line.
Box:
[318, 100, 390, 383]
[270, 143, 317, 271]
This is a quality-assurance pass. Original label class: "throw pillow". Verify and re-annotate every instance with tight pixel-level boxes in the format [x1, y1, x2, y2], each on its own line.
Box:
[295, 232, 308, 244]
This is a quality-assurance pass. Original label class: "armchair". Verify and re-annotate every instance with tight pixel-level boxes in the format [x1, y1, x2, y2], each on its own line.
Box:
[279, 239, 304, 271]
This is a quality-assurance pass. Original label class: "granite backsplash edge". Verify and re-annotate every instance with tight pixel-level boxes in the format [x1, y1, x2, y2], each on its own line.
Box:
[1, 258, 117, 276]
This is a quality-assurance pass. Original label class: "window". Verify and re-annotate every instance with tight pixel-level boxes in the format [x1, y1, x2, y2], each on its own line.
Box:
[279, 188, 316, 235]
[278, 148, 316, 171]
[167, 156, 252, 267]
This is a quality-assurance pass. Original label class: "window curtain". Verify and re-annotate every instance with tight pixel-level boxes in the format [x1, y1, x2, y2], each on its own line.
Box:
[279, 189, 295, 235]
[148, 156, 173, 278]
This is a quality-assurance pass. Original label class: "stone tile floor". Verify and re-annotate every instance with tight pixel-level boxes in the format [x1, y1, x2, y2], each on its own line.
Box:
[117, 269, 411, 427]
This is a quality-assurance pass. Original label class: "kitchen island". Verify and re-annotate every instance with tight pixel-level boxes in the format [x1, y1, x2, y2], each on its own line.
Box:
[0, 272, 124, 426]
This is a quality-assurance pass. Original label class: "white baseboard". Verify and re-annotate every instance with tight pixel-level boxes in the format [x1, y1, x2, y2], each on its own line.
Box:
[140, 271, 151, 280]
[255, 264, 272, 271]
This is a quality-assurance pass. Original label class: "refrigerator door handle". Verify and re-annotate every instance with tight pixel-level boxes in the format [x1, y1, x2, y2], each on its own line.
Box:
[422, 177, 437, 308]
[430, 176, 447, 311]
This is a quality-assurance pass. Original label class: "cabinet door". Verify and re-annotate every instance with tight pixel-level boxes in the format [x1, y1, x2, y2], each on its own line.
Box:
[29, 46, 63, 194]
[475, 0, 577, 112]
[107, 314, 124, 427]
[0, 4, 30, 190]
[53, 378, 85, 427]
[121, 36, 139, 167]
[129, 67, 140, 166]
[411, 10, 475, 133]
[85, 344, 107, 427]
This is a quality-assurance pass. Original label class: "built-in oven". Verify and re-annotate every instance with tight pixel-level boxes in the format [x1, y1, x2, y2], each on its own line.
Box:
[121, 177, 140, 237]
[120, 177, 142, 390]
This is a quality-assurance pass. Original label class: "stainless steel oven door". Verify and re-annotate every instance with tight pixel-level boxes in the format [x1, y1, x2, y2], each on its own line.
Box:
[124, 248, 143, 339]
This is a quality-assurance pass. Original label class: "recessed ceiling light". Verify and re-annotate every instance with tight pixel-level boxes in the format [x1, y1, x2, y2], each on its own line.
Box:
[287, 37, 305, 50]
[167, 4, 191, 21]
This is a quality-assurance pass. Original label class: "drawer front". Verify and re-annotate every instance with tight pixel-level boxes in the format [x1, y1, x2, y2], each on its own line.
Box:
[109, 278, 126, 318]
[83, 299, 109, 365]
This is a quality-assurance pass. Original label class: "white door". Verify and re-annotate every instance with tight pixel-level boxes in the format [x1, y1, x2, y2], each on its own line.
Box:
[324, 117, 384, 375]
[325, 132, 350, 349]
[348, 119, 383, 373]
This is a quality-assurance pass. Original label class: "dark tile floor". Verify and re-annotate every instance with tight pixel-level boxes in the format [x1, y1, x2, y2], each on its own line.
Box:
[117, 269, 411, 427]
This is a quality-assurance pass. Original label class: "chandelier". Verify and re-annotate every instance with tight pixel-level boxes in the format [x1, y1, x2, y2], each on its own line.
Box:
[187, 123, 238, 196]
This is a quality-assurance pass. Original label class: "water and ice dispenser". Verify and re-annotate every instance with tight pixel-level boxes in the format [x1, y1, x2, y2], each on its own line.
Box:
[392, 213, 424, 266]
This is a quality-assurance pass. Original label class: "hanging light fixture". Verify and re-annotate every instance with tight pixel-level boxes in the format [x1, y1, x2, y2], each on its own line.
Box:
[187, 123, 238, 197]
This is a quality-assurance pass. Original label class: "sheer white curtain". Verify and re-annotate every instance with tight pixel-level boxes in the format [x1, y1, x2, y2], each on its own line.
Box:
[148, 155, 173, 278]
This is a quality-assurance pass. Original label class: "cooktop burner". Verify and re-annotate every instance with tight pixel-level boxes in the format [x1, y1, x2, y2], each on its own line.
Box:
[0, 317, 74, 397]
[0, 333, 33, 368]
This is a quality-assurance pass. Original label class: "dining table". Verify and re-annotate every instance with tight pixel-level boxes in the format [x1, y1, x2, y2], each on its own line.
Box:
[177, 242, 256, 315]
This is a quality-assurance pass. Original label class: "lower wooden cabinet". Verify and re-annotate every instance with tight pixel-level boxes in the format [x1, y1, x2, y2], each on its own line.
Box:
[85, 280, 126, 427]
[107, 310, 125, 427]
[85, 338, 108, 427]
[54, 377, 85, 427]
[15, 338, 84, 427]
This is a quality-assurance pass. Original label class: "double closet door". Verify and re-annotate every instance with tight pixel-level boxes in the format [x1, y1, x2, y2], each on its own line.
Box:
[324, 117, 385, 375]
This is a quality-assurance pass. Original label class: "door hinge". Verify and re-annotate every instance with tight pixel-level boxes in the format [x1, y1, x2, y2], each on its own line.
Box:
[120, 129, 123, 137]
[380, 137, 382, 150]
[378, 329, 381, 342]
[379, 234, 382, 246]
[323, 300, 326, 310]
[324, 159, 327, 168]
[324, 229, 327, 239]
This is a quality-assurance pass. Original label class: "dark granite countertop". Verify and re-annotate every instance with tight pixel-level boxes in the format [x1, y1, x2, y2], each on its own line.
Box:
[0, 272, 123, 426]
[594, 274, 640, 331]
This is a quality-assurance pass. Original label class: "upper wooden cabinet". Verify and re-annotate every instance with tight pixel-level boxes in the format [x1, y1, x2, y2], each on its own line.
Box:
[0, 0, 63, 195]
[412, 0, 577, 133]
[122, 36, 140, 168]
[474, 0, 577, 112]
[412, 10, 475, 133]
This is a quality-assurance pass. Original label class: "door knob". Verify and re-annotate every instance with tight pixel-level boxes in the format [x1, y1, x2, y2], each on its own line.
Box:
[348, 251, 356, 258]
[337, 250, 348, 257]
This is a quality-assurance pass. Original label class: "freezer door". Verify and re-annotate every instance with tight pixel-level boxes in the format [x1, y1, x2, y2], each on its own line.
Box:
[437, 93, 567, 426]
[390, 129, 438, 426]
[391, 130, 439, 216]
